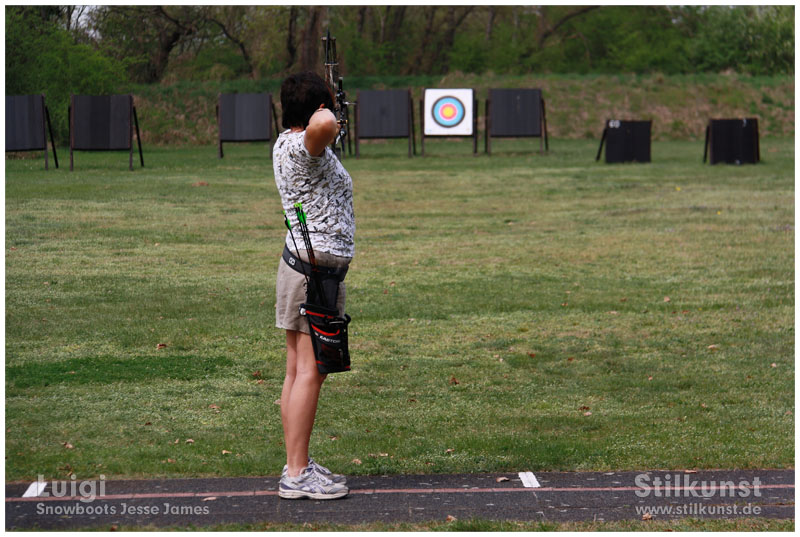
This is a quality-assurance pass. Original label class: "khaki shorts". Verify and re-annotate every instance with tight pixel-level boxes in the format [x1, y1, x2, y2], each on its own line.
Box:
[275, 249, 350, 334]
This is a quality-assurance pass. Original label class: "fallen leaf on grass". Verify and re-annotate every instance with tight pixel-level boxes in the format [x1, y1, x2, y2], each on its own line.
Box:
[445, 448, 455, 454]
[209, 404, 221, 412]
[446, 515, 457, 522]
[351, 458, 362, 465]
[221, 450, 232, 455]
[642, 512, 653, 520]
[583, 411, 592, 417]
[173, 438, 179, 444]
[252, 370, 263, 379]
[192, 181, 209, 187]
[771, 363, 777, 368]
[63, 442, 74, 449]
[167, 458, 176, 464]
[528, 353, 536, 358]
[185, 438, 194, 444]
[707, 344, 719, 351]
[578, 406, 591, 411]
[663, 296, 671, 303]
[156, 343, 167, 350]
[449, 376, 459, 385]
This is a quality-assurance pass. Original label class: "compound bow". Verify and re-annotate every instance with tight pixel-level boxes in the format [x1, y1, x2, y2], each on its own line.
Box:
[322, 29, 353, 158]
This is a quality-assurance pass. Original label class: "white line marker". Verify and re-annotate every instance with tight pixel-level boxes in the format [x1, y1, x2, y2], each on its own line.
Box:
[22, 481, 47, 498]
[519, 471, 541, 488]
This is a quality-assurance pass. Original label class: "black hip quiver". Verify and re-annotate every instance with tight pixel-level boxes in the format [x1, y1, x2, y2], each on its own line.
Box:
[301, 301, 351, 375]
[283, 205, 352, 375]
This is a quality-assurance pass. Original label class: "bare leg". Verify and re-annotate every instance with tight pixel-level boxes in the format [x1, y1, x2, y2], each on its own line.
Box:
[280, 331, 298, 459]
[281, 329, 326, 478]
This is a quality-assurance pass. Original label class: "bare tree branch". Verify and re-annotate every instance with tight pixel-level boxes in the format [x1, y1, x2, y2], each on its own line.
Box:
[537, 5, 600, 49]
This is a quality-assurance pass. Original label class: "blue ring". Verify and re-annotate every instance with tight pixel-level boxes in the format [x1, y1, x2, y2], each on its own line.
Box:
[432, 96, 465, 128]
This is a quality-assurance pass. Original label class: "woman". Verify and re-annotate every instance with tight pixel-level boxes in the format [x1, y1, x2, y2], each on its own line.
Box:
[273, 72, 354, 500]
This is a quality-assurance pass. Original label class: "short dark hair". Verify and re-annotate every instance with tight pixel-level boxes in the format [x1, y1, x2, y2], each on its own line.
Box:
[280, 72, 334, 129]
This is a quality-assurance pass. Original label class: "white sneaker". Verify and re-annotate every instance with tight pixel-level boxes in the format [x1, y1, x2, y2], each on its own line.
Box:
[309, 457, 347, 484]
[279, 466, 349, 500]
[282, 457, 347, 484]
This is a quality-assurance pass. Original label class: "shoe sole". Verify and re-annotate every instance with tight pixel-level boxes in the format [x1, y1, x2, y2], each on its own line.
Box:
[278, 488, 349, 500]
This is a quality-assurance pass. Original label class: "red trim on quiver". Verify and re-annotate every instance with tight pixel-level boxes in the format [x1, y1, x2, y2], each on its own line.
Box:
[305, 309, 334, 320]
[312, 325, 340, 337]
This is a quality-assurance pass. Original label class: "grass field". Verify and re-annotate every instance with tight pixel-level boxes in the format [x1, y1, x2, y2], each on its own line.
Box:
[5, 138, 793, 492]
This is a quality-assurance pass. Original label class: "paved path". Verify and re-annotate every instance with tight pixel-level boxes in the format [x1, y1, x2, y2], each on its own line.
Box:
[6, 469, 794, 530]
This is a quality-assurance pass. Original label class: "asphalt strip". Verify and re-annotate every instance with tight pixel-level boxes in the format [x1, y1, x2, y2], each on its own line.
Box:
[6, 469, 794, 529]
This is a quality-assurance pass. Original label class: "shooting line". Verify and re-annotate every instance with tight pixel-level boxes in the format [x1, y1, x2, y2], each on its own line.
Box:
[7, 470, 794, 529]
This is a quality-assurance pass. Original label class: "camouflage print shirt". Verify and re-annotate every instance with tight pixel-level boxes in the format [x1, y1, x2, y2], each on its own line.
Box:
[273, 130, 355, 258]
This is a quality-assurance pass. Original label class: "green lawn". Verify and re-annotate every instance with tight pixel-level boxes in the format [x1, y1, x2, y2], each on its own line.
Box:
[6, 138, 793, 488]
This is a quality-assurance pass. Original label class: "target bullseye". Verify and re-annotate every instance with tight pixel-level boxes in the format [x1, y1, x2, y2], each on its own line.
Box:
[432, 96, 465, 128]
[423, 88, 474, 137]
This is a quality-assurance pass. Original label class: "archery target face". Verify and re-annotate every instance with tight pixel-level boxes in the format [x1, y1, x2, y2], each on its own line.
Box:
[424, 88, 474, 136]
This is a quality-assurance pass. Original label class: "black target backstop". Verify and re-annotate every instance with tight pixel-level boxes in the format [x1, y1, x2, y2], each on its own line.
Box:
[355, 89, 415, 158]
[6, 94, 58, 169]
[704, 118, 760, 165]
[596, 119, 652, 163]
[217, 93, 279, 158]
[69, 94, 143, 170]
[485, 89, 548, 155]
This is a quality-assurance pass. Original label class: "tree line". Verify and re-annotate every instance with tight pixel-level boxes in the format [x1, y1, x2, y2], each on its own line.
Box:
[8, 5, 794, 84]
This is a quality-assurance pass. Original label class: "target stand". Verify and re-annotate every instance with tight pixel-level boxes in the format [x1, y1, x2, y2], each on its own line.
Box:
[355, 89, 415, 158]
[216, 93, 279, 159]
[703, 118, 760, 165]
[596, 119, 652, 163]
[485, 89, 548, 155]
[69, 94, 143, 171]
[420, 89, 478, 156]
[6, 94, 59, 169]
